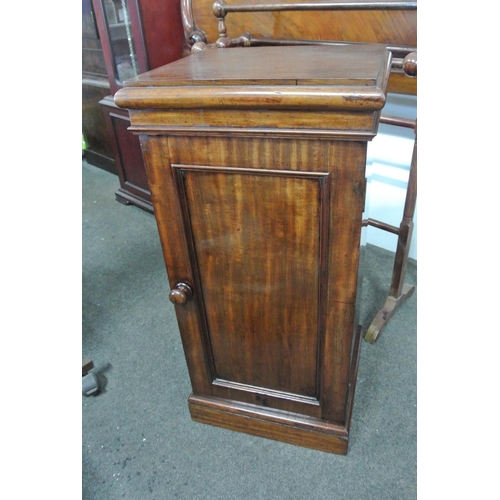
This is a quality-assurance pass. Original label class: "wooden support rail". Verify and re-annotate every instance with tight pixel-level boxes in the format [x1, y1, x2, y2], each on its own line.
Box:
[208, 0, 416, 51]
[249, 37, 414, 61]
[380, 115, 416, 129]
[363, 218, 400, 234]
[217, 1, 417, 14]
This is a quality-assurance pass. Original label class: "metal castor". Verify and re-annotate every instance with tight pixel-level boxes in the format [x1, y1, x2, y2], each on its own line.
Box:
[82, 358, 100, 396]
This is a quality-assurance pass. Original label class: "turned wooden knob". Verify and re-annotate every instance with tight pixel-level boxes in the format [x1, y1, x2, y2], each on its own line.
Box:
[169, 283, 193, 306]
[191, 41, 207, 53]
[403, 52, 417, 78]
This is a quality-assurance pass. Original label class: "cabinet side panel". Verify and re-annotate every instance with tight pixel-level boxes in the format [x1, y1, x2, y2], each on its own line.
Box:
[322, 141, 367, 423]
[329, 141, 367, 305]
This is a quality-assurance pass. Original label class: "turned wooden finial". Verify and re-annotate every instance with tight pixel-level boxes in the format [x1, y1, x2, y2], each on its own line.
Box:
[212, 0, 226, 18]
[403, 52, 417, 77]
[191, 41, 208, 53]
[213, 0, 232, 48]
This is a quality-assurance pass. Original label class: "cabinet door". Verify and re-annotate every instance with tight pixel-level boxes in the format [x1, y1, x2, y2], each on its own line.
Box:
[175, 164, 327, 416]
[142, 135, 366, 425]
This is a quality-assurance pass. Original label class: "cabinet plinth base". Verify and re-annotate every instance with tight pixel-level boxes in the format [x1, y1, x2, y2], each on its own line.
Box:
[188, 325, 362, 455]
[115, 188, 154, 214]
[188, 395, 349, 455]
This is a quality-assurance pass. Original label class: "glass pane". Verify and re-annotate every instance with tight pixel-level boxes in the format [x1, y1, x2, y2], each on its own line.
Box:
[102, 0, 138, 83]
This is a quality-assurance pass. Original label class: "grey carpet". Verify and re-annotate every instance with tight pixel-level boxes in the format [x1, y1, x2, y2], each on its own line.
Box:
[82, 159, 417, 500]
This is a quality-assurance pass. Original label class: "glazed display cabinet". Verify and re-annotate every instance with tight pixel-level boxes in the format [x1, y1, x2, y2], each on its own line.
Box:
[91, 0, 185, 212]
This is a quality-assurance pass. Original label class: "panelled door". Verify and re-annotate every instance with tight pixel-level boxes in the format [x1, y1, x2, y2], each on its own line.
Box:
[141, 134, 367, 426]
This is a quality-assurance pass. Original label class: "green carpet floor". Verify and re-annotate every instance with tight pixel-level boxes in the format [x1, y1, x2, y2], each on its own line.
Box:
[82, 159, 417, 500]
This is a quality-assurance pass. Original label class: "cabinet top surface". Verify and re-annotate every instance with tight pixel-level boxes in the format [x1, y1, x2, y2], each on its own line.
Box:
[124, 45, 390, 87]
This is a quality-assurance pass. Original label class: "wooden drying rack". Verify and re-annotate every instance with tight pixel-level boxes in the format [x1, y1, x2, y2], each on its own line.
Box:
[179, 0, 417, 343]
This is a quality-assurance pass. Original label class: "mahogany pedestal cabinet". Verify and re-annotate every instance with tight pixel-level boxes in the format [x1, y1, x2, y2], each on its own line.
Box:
[115, 44, 392, 455]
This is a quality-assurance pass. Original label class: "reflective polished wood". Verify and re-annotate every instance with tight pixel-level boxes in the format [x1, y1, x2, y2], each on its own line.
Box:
[184, 0, 417, 94]
[115, 44, 392, 454]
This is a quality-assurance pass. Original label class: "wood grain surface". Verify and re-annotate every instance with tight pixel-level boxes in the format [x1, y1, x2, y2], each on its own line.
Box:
[177, 165, 325, 396]
[116, 42, 391, 453]
[184, 0, 417, 94]
[192, 0, 416, 45]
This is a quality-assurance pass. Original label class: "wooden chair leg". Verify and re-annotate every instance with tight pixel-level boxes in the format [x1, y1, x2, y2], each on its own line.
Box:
[364, 283, 416, 344]
[364, 121, 417, 343]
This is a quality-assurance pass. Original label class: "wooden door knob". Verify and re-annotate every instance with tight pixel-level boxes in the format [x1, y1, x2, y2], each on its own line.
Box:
[403, 52, 417, 78]
[169, 282, 193, 305]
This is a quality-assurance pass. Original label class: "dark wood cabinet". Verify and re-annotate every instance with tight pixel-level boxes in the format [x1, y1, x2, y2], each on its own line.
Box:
[115, 44, 392, 454]
[90, 0, 186, 211]
[82, 0, 116, 173]
[99, 96, 153, 211]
